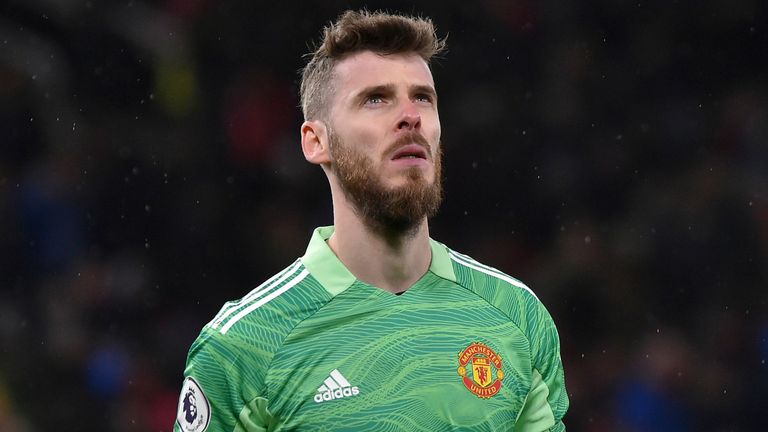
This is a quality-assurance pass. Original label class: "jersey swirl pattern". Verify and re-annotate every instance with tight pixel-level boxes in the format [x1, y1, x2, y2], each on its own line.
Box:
[174, 226, 568, 432]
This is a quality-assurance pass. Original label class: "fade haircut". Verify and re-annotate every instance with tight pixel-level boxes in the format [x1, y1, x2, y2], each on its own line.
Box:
[300, 10, 446, 122]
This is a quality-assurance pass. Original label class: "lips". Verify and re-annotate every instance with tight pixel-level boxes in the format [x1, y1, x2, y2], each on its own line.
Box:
[391, 144, 428, 160]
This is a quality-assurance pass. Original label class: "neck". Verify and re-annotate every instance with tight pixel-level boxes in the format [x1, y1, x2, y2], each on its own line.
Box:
[327, 190, 432, 294]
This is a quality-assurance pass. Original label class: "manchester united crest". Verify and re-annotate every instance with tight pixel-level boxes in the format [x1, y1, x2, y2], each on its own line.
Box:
[457, 342, 504, 398]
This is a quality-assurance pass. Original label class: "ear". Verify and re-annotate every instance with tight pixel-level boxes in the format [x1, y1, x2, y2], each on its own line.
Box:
[301, 120, 331, 165]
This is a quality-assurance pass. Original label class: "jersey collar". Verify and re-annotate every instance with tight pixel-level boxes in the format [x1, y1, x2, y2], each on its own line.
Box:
[300, 226, 456, 297]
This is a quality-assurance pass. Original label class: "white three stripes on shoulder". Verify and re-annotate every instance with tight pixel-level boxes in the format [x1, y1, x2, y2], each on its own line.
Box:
[219, 268, 309, 335]
[448, 250, 539, 300]
[210, 260, 302, 329]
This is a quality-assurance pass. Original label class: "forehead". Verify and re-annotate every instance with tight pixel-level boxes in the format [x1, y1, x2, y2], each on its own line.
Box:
[332, 51, 435, 98]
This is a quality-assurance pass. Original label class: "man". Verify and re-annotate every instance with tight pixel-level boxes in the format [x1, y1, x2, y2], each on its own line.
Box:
[175, 10, 568, 431]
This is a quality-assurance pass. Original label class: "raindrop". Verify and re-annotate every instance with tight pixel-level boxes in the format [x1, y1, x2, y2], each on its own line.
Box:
[584, 236, 592, 244]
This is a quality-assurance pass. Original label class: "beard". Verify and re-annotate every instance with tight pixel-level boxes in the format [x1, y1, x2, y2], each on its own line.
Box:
[328, 128, 443, 237]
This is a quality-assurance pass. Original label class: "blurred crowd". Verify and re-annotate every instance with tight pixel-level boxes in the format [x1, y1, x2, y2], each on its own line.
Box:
[1, 0, 766, 430]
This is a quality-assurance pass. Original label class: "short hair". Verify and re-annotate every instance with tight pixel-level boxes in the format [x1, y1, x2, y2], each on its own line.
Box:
[300, 10, 446, 122]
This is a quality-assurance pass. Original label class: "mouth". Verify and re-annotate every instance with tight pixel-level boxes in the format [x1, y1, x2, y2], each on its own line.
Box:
[391, 144, 428, 161]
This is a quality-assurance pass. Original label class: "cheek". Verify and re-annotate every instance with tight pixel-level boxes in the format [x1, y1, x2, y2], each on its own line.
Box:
[428, 116, 441, 145]
[430, 129, 442, 157]
[342, 126, 379, 150]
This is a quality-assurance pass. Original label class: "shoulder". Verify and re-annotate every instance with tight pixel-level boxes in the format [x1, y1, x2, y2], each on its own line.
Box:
[206, 259, 330, 337]
[188, 259, 332, 374]
[178, 261, 328, 431]
[446, 247, 539, 304]
[444, 247, 553, 335]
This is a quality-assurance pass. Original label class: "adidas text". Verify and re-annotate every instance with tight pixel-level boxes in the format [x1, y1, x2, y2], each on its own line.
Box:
[314, 386, 360, 403]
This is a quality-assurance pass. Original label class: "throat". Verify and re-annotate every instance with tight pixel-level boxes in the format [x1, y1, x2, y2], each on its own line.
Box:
[327, 219, 432, 295]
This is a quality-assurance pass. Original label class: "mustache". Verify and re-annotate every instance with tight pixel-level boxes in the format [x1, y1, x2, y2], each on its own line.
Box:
[385, 132, 432, 156]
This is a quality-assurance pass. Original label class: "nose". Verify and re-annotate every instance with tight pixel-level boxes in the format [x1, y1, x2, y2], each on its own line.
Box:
[397, 100, 421, 131]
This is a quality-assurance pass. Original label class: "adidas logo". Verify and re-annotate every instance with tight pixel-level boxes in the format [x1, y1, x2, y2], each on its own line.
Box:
[313, 369, 360, 403]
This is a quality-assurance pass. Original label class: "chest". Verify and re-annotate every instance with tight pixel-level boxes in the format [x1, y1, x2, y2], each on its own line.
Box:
[264, 297, 533, 431]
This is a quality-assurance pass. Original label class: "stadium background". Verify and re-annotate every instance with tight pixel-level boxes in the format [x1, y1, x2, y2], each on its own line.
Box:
[1, 0, 766, 430]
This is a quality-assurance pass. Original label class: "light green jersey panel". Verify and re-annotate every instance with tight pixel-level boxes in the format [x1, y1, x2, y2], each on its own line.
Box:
[175, 226, 568, 431]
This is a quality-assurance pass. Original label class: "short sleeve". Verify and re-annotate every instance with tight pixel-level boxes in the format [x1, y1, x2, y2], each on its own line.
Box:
[515, 302, 569, 431]
[173, 331, 271, 432]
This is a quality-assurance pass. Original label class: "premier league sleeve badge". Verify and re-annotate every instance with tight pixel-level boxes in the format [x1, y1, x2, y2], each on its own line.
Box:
[176, 376, 211, 432]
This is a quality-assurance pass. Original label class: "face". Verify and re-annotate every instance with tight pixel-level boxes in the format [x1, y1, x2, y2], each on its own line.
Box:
[326, 51, 443, 232]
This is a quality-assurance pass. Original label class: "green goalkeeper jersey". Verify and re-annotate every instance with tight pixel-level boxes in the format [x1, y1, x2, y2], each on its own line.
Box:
[174, 226, 568, 431]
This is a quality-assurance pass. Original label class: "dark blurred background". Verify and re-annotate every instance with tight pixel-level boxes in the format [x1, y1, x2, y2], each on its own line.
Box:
[1, 0, 766, 430]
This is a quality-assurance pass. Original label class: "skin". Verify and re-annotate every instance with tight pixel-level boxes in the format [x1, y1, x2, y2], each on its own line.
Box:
[301, 51, 442, 293]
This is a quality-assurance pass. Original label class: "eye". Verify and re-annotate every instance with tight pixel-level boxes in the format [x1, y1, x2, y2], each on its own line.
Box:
[414, 93, 434, 104]
[365, 94, 385, 105]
